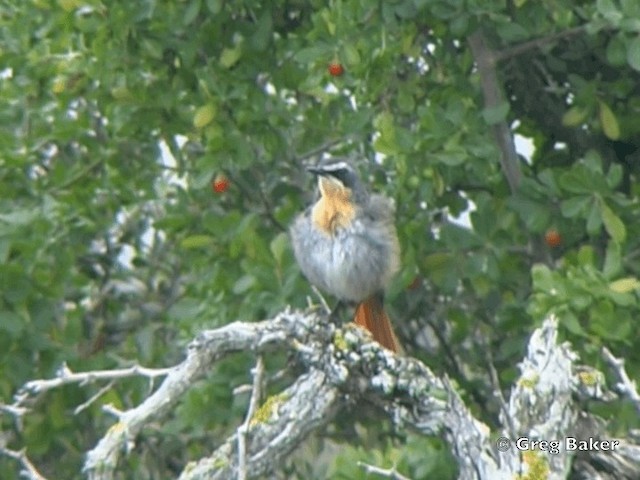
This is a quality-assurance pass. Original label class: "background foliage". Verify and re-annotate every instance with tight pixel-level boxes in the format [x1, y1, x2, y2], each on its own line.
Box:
[1, 0, 639, 478]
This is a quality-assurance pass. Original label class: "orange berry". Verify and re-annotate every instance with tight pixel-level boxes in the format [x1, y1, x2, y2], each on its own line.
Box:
[328, 62, 344, 76]
[212, 174, 229, 194]
[544, 229, 562, 248]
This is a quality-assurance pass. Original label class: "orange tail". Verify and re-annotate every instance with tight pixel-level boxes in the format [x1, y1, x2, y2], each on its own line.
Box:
[353, 295, 402, 353]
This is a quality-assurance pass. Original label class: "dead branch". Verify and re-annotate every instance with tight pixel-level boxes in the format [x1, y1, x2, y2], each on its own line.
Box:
[2, 310, 639, 479]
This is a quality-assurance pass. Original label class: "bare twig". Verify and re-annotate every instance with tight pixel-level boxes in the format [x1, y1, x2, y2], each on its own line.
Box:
[485, 349, 516, 439]
[237, 356, 265, 480]
[0, 404, 28, 418]
[0, 447, 48, 480]
[310, 285, 332, 314]
[74, 381, 116, 415]
[295, 138, 350, 163]
[494, 25, 587, 62]
[602, 347, 640, 415]
[357, 461, 411, 480]
[12, 362, 172, 410]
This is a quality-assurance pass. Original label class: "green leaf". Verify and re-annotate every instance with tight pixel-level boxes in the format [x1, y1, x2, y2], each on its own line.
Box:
[206, 0, 222, 14]
[180, 235, 214, 249]
[606, 164, 623, 188]
[620, 18, 640, 32]
[397, 90, 415, 113]
[626, 35, 640, 70]
[168, 297, 203, 319]
[294, 44, 332, 63]
[560, 196, 590, 218]
[0, 310, 24, 336]
[562, 106, 588, 126]
[586, 200, 602, 235]
[562, 312, 587, 337]
[496, 22, 529, 42]
[342, 44, 361, 66]
[450, 14, 469, 36]
[373, 112, 398, 154]
[251, 13, 273, 50]
[609, 277, 640, 293]
[597, 0, 623, 25]
[558, 166, 605, 194]
[233, 274, 256, 294]
[193, 104, 216, 128]
[440, 224, 482, 249]
[601, 201, 626, 243]
[0, 238, 10, 263]
[270, 232, 288, 266]
[621, 0, 640, 17]
[531, 264, 554, 290]
[598, 101, 620, 140]
[481, 102, 510, 125]
[432, 151, 466, 166]
[183, 0, 201, 26]
[0, 208, 40, 226]
[509, 197, 550, 232]
[220, 46, 242, 69]
[583, 150, 603, 173]
[577, 245, 595, 266]
[373, 135, 398, 155]
[606, 35, 627, 66]
[603, 240, 622, 279]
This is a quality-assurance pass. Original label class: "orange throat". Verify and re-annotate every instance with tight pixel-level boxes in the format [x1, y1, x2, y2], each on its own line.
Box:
[311, 197, 355, 234]
[311, 178, 356, 234]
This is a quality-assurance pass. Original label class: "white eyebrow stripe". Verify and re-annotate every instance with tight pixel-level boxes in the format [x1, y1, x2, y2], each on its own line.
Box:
[320, 161, 351, 172]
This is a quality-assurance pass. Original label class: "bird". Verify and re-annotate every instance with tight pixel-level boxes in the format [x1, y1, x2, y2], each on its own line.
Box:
[290, 159, 402, 353]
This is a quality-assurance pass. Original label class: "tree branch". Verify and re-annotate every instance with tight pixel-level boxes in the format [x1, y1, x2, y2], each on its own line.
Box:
[3, 311, 640, 479]
[237, 355, 265, 480]
[494, 25, 587, 63]
[468, 31, 522, 193]
[0, 447, 48, 480]
[602, 347, 640, 415]
[357, 461, 412, 480]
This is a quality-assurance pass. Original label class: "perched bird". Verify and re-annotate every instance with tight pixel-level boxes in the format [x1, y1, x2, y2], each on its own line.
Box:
[290, 160, 402, 352]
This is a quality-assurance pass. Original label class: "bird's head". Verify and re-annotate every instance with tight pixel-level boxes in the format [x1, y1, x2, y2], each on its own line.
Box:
[307, 160, 368, 204]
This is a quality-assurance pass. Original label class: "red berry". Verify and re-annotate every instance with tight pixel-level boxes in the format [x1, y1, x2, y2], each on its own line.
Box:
[544, 229, 562, 248]
[328, 62, 344, 76]
[212, 174, 229, 194]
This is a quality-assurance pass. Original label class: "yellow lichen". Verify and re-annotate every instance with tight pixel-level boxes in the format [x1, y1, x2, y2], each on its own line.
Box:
[249, 393, 289, 426]
[212, 457, 227, 469]
[333, 330, 348, 351]
[515, 451, 549, 480]
[577, 370, 601, 386]
[518, 373, 540, 389]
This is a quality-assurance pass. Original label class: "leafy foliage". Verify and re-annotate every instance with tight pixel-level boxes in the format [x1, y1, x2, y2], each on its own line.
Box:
[1, 0, 639, 477]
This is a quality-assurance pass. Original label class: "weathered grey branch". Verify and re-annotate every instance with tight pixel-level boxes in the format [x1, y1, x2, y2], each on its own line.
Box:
[498, 318, 577, 479]
[83, 312, 297, 479]
[237, 355, 265, 480]
[2, 310, 640, 479]
[602, 346, 640, 415]
[12, 363, 172, 409]
[0, 447, 47, 480]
